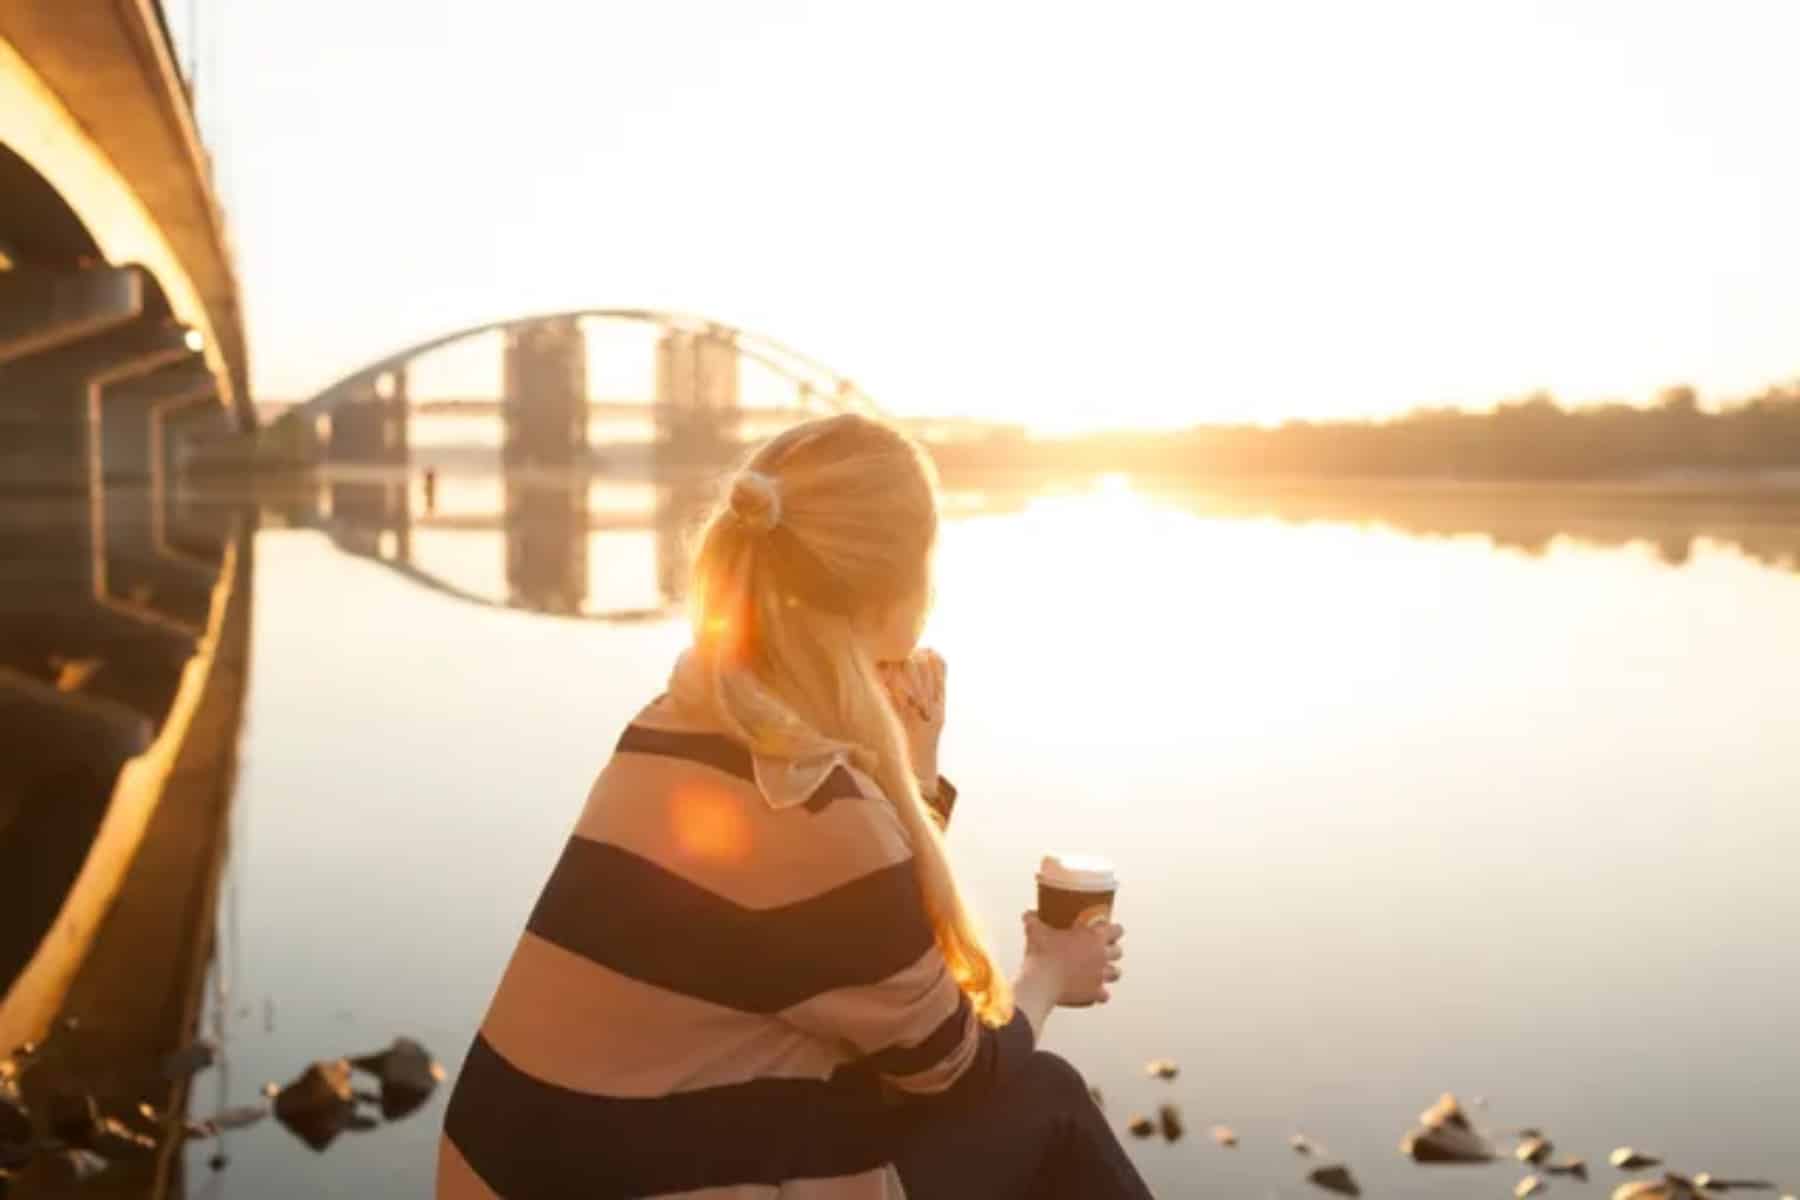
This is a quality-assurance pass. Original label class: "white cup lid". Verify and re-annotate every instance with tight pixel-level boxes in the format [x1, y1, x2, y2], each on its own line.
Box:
[1036, 853, 1117, 892]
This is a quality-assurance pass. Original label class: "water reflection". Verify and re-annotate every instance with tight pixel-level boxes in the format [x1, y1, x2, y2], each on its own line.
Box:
[10, 467, 1800, 1198]
[264, 470, 1800, 629]
[1126, 478, 1800, 573]
[266, 469, 721, 621]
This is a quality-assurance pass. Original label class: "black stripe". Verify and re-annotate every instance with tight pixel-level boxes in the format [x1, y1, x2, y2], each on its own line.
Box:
[616, 724, 753, 783]
[862, 993, 971, 1079]
[445, 1034, 899, 1198]
[527, 838, 934, 1012]
[803, 764, 863, 814]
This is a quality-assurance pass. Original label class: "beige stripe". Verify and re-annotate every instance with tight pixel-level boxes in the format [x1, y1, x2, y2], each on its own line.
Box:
[483, 932, 846, 1098]
[575, 753, 913, 910]
[780, 944, 972, 1092]
[436, 1133, 500, 1200]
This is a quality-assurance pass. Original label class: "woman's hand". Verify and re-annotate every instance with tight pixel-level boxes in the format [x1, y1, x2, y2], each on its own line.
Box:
[1021, 912, 1125, 1008]
[877, 648, 945, 795]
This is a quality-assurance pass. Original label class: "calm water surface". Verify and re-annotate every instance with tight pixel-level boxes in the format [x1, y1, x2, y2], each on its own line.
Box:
[185, 476, 1800, 1198]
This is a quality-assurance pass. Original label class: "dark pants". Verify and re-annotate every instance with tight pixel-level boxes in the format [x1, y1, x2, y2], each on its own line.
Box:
[893, 1052, 1156, 1199]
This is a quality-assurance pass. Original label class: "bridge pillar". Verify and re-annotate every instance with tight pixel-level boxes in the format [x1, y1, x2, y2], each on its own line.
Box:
[325, 368, 409, 465]
[503, 318, 588, 468]
[0, 266, 145, 365]
[100, 356, 214, 484]
[654, 327, 740, 469]
[0, 317, 192, 495]
[505, 480, 587, 614]
[327, 478, 411, 563]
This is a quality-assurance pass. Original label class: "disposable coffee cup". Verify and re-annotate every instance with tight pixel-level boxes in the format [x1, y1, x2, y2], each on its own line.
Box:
[1036, 853, 1118, 930]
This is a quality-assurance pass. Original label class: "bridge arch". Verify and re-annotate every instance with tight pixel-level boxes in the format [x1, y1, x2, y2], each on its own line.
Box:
[298, 308, 882, 418]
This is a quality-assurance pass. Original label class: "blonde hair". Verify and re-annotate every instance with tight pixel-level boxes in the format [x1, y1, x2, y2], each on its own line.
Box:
[680, 413, 1012, 1025]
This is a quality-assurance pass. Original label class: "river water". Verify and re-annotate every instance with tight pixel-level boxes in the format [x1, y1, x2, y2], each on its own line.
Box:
[180, 471, 1800, 1198]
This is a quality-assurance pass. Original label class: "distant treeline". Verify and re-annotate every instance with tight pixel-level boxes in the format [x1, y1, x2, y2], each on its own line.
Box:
[948, 382, 1800, 480]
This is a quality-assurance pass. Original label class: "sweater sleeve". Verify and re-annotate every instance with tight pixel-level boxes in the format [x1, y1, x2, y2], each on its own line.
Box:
[779, 786, 1031, 1104]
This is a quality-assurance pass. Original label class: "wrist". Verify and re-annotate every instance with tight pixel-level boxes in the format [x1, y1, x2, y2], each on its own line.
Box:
[1018, 952, 1068, 994]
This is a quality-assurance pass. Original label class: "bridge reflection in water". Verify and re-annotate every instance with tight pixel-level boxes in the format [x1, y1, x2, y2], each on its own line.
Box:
[268, 467, 722, 622]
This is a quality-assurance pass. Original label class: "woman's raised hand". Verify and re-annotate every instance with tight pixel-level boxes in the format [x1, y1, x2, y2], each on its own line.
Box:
[878, 648, 945, 793]
[1022, 912, 1125, 1008]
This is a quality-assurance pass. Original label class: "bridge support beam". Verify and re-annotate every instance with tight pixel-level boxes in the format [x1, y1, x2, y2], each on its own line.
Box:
[325, 368, 409, 466]
[505, 479, 587, 614]
[99, 356, 214, 484]
[327, 479, 411, 563]
[503, 318, 587, 469]
[0, 266, 145, 365]
[0, 317, 192, 495]
[655, 327, 740, 469]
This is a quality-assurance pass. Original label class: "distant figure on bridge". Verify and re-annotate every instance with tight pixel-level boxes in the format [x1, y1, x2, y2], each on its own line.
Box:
[422, 466, 437, 514]
[439, 414, 1145, 1200]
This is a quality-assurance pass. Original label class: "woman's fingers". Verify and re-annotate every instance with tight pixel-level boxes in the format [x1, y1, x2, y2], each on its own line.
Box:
[1105, 943, 1123, 962]
[1103, 965, 1122, 982]
[1102, 923, 1125, 945]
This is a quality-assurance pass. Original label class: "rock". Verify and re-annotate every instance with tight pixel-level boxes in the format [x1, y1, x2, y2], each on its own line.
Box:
[1402, 1121, 1495, 1164]
[42, 1149, 109, 1186]
[1694, 1178, 1775, 1193]
[161, 1039, 217, 1081]
[274, 1060, 356, 1151]
[1422, 1093, 1477, 1131]
[1623, 1176, 1706, 1200]
[184, 1104, 271, 1141]
[1396, 1086, 1497, 1165]
[1308, 1164, 1362, 1197]
[1547, 1159, 1589, 1182]
[347, 1037, 444, 1119]
[1518, 1175, 1548, 1197]
[1145, 1059, 1179, 1081]
[1211, 1124, 1238, 1148]
[1127, 1115, 1156, 1139]
[90, 1117, 156, 1160]
[209, 1104, 270, 1132]
[1401, 1092, 1496, 1162]
[47, 1094, 98, 1147]
[1157, 1104, 1184, 1143]
[1612, 1149, 1664, 1172]
[1291, 1133, 1318, 1156]
[1518, 1137, 1555, 1165]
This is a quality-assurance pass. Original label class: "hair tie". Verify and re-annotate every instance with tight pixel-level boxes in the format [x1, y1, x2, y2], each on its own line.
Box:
[730, 471, 782, 535]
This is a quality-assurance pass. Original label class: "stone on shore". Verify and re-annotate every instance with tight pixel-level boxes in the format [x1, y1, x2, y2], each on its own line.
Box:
[274, 1060, 356, 1151]
[347, 1037, 445, 1119]
[1401, 1092, 1495, 1164]
[1308, 1164, 1362, 1197]
[1547, 1159, 1589, 1182]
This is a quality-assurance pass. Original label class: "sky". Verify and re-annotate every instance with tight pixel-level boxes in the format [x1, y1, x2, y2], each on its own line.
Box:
[166, 0, 1800, 431]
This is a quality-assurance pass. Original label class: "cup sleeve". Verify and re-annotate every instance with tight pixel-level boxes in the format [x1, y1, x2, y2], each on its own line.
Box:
[926, 775, 957, 830]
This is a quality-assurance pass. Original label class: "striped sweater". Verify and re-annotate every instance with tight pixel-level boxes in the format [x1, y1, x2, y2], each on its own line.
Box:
[438, 694, 1034, 1199]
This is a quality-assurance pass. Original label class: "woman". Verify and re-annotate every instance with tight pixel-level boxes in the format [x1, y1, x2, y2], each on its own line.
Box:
[439, 414, 1152, 1199]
